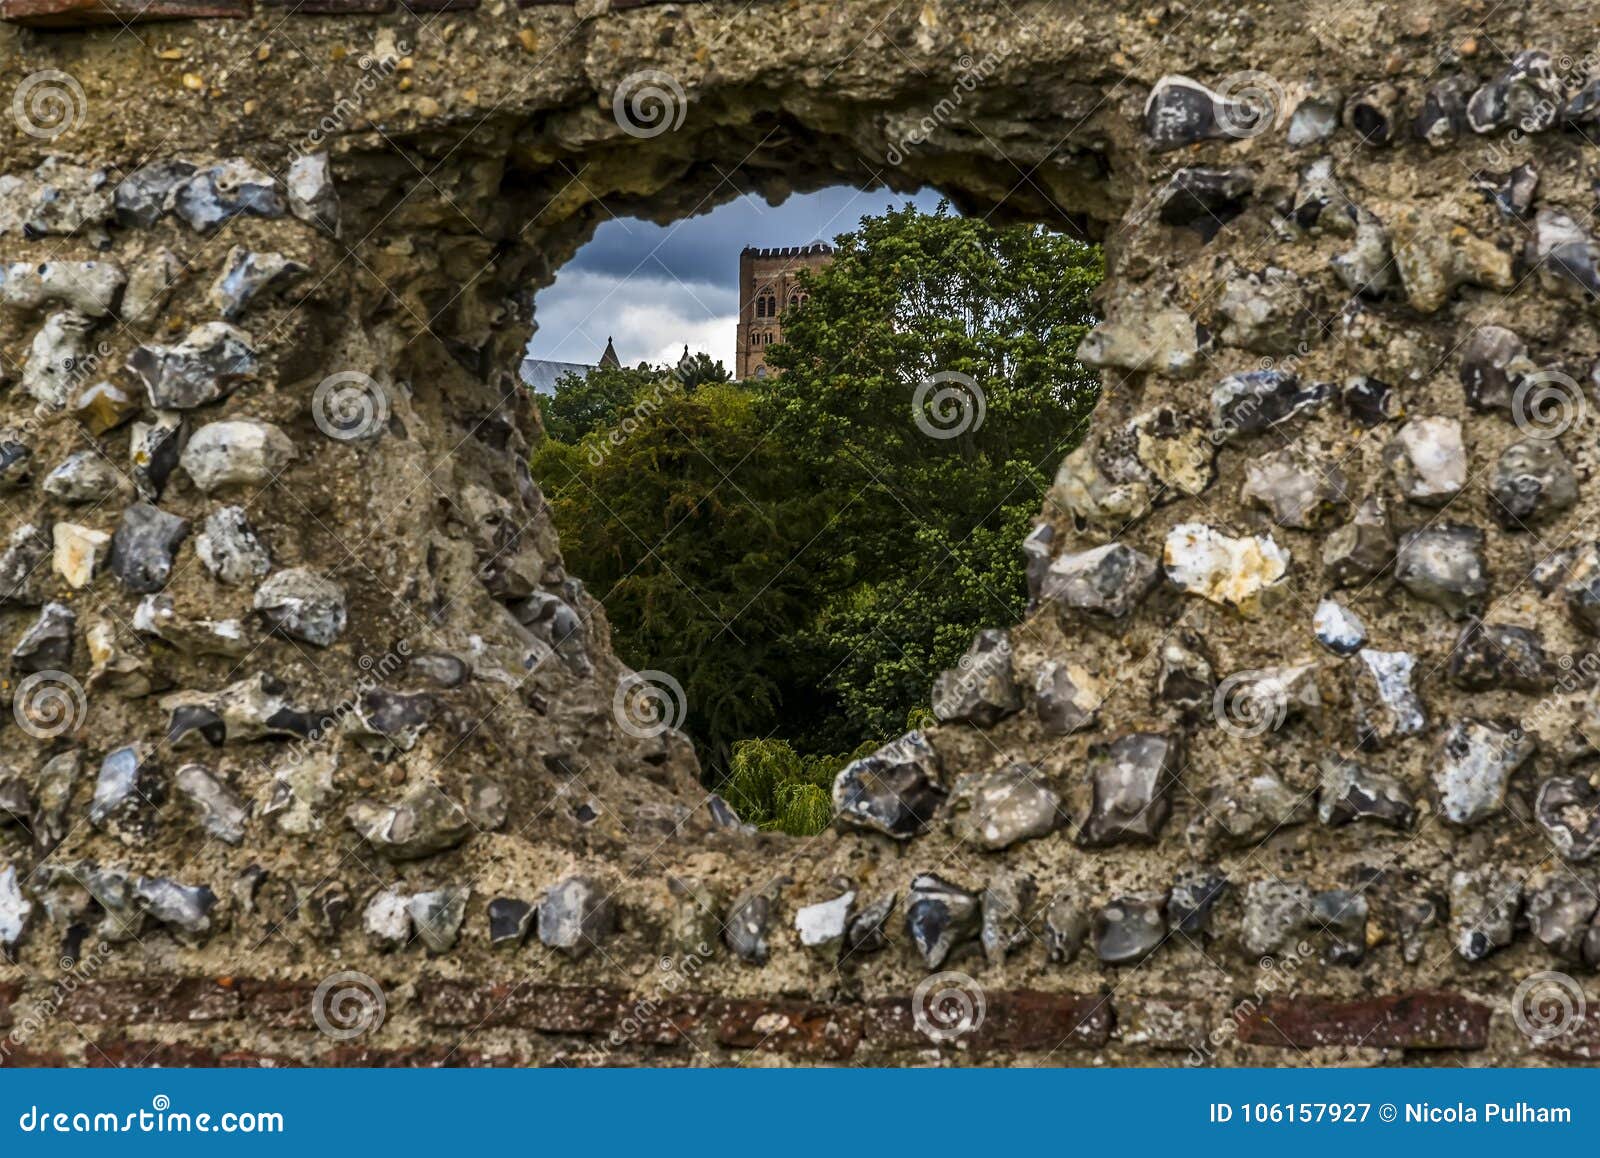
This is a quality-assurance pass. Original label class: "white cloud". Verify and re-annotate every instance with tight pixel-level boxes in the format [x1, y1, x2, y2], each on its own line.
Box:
[526, 268, 739, 373]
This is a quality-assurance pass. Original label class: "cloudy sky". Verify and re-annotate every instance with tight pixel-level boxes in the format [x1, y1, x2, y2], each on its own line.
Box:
[525, 185, 947, 372]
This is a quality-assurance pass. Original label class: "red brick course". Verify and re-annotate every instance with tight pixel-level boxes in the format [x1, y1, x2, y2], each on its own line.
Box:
[1237, 992, 1492, 1051]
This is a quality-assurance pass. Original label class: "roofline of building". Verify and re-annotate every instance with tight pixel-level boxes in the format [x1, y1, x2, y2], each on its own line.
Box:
[739, 242, 835, 259]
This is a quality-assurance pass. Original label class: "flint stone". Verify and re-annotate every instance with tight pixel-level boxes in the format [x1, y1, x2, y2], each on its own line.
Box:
[1075, 305, 1198, 377]
[539, 876, 615, 958]
[128, 322, 256, 409]
[1289, 87, 1342, 146]
[1126, 406, 1216, 499]
[22, 311, 95, 409]
[831, 730, 946, 839]
[1211, 370, 1329, 439]
[1093, 893, 1167, 965]
[1034, 659, 1102, 735]
[1394, 524, 1488, 616]
[120, 247, 183, 326]
[1352, 648, 1427, 747]
[1200, 772, 1311, 846]
[1167, 867, 1228, 936]
[1216, 267, 1309, 355]
[348, 783, 471, 860]
[1448, 621, 1554, 691]
[195, 506, 271, 584]
[1163, 523, 1289, 609]
[1526, 876, 1598, 960]
[0, 864, 31, 959]
[1313, 599, 1367, 656]
[408, 888, 468, 955]
[11, 601, 74, 671]
[134, 877, 216, 942]
[1435, 718, 1537, 826]
[287, 152, 340, 235]
[174, 763, 249, 844]
[1532, 208, 1600, 298]
[129, 413, 184, 500]
[724, 885, 775, 965]
[845, 892, 896, 955]
[51, 523, 108, 590]
[1459, 325, 1533, 412]
[1322, 495, 1394, 586]
[1144, 75, 1268, 151]
[1042, 542, 1160, 621]
[1240, 445, 1350, 529]
[946, 763, 1062, 850]
[1562, 544, 1600, 635]
[1044, 896, 1089, 964]
[163, 673, 323, 746]
[1491, 440, 1577, 529]
[1153, 167, 1252, 238]
[2, 260, 123, 318]
[794, 890, 854, 951]
[905, 873, 980, 969]
[1154, 631, 1213, 712]
[1341, 376, 1397, 426]
[1534, 776, 1600, 862]
[1450, 867, 1521, 962]
[254, 567, 347, 646]
[488, 897, 535, 947]
[169, 159, 283, 232]
[0, 524, 49, 607]
[113, 160, 196, 228]
[43, 450, 121, 504]
[1078, 732, 1180, 847]
[134, 593, 248, 658]
[363, 889, 413, 950]
[88, 745, 163, 841]
[1473, 163, 1539, 219]
[208, 247, 308, 320]
[109, 503, 189, 593]
[1387, 416, 1467, 505]
[931, 628, 1021, 727]
[1415, 75, 1473, 145]
[1332, 216, 1398, 296]
[980, 871, 1036, 966]
[180, 419, 297, 492]
[1318, 758, 1415, 828]
[1468, 51, 1562, 134]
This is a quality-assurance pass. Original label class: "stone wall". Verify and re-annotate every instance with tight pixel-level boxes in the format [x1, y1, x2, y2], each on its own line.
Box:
[0, 0, 1597, 1067]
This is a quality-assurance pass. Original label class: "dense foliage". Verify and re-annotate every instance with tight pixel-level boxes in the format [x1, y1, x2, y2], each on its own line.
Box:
[530, 204, 1101, 831]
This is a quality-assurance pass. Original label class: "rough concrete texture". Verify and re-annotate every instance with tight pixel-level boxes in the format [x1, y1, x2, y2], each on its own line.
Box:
[0, 0, 1599, 1066]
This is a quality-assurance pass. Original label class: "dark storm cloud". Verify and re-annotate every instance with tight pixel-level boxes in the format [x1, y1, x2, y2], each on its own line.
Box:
[566, 186, 947, 288]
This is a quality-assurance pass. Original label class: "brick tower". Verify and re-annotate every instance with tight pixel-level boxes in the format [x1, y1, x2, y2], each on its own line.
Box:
[735, 242, 834, 379]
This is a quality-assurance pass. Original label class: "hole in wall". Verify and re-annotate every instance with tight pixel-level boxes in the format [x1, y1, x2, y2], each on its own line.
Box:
[520, 177, 1103, 835]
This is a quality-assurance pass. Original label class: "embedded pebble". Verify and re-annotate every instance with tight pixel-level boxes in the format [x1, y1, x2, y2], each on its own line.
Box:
[180, 419, 298, 493]
[1434, 718, 1537, 826]
[1313, 599, 1366, 655]
[931, 628, 1021, 728]
[1042, 542, 1161, 620]
[253, 567, 347, 646]
[832, 730, 946, 839]
[195, 506, 271, 584]
[946, 763, 1062, 851]
[1163, 523, 1289, 609]
[1394, 523, 1488, 616]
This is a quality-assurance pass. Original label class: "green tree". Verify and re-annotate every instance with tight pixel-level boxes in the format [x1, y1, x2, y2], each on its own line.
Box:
[761, 204, 1101, 748]
[530, 204, 1101, 794]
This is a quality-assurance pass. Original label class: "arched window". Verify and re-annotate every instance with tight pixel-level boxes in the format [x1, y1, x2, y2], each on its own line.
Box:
[789, 294, 801, 309]
[755, 365, 768, 379]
